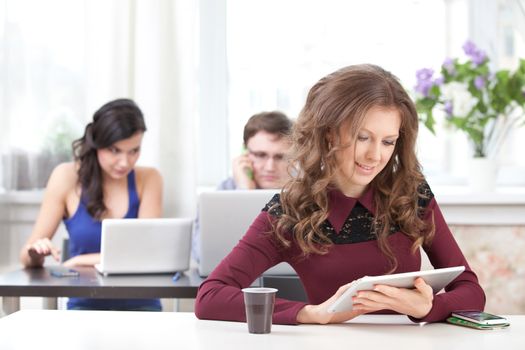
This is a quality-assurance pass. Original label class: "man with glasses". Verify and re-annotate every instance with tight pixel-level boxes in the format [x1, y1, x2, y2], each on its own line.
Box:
[226, 111, 292, 190]
[192, 111, 293, 262]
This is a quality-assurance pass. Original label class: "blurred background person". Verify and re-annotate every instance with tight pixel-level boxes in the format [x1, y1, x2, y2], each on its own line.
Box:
[20, 98, 164, 311]
[192, 111, 293, 262]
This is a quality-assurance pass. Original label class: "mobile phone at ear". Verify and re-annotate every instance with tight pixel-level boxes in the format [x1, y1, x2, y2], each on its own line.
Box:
[244, 167, 254, 180]
[241, 145, 254, 180]
[50, 266, 79, 277]
[451, 310, 508, 325]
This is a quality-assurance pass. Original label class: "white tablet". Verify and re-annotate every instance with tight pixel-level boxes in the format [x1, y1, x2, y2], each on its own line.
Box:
[327, 266, 465, 313]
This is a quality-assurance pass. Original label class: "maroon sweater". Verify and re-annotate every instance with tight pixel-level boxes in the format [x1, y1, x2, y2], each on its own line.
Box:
[195, 185, 485, 325]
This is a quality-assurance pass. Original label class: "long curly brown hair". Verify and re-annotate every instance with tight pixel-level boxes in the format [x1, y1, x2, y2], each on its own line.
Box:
[275, 64, 435, 272]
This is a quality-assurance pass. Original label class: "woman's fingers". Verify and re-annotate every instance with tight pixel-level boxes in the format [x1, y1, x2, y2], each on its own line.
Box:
[414, 277, 433, 297]
[28, 247, 41, 259]
[32, 241, 48, 255]
[28, 238, 60, 260]
[50, 246, 61, 261]
[354, 279, 434, 318]
[353, 290, 392, 310]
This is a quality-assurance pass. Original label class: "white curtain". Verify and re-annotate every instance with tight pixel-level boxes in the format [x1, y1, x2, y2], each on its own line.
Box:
[131, 0, 199, 217]
[0, 0, 198, 217]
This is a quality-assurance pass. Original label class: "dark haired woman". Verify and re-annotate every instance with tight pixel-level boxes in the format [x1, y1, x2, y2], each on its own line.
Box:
[20, 98, 163, 310]
[195, 65, 485, 324]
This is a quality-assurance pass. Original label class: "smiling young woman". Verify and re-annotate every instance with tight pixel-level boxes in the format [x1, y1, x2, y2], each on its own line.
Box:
[331, 106, 401, 198]
[195, 64, 485, 325]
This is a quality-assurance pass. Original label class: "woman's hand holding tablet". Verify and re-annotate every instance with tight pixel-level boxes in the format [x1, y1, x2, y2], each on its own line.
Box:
[327, 266, 465, 314]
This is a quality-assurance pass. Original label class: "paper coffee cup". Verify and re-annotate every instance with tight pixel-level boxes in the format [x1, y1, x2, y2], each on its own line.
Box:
[242, 287, 278, 334]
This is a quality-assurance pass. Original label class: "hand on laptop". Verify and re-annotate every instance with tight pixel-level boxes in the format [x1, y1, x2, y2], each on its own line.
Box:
[27, 238, 61, 264]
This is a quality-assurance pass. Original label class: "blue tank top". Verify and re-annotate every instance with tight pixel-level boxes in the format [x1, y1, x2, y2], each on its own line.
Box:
[63, 170, 161, 311]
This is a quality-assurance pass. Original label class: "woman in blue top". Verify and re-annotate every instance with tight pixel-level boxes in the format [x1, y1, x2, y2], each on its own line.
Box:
[20, 98, 163, 310]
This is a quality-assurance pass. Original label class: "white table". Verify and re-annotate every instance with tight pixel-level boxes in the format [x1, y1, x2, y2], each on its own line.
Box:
[0, 311, 523, 350]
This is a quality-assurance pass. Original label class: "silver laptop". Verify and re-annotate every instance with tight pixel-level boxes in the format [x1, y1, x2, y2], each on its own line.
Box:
[95, 218, 192, 275]
[198, 190, 295, 277]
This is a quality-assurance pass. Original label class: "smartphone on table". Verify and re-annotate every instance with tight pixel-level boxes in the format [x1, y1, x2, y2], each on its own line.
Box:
[49, 266, 80, 277]
[446, 317, 510, 330]
[451, 310, 508, 325]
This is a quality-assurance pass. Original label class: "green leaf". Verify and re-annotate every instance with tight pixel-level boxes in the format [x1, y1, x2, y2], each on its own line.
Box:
[424, 111, 436, 134]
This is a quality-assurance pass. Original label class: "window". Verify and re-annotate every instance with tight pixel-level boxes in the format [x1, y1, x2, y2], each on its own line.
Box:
[0, 0, 155, 191]
[0, 0, 86, 190]
[196, 0, 525, 187]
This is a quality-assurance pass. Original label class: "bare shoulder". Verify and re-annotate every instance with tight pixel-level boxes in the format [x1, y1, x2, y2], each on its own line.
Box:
[48, 162, 78, 187]
[134, 167, 163, 216]
[134, 166, 163, 187]
[135, 166, 162, 180]
[45, 162, 78, 199]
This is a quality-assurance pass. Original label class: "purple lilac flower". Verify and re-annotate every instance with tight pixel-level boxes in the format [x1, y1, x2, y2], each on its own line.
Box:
[434, 76, 444, 86]
[415, 80, 433, 97]
[415, 68, 435, 97]
[416, 68, 434, 81]
[471, 51, 487, 65]
[462, 40, 487, 66]
[462, 41, 477, 56]
[442, 58, 455, 75]
[444, 101, 453, 117]
[474, 76, 485, 90]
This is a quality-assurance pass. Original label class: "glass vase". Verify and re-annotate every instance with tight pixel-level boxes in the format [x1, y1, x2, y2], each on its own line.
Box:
[468, 157, 497, 193]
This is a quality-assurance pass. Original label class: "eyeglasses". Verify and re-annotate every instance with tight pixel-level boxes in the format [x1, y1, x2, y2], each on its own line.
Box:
[247, 149, 287, 163]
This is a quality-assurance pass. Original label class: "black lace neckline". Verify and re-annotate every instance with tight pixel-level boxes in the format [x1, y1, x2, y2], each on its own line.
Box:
[262, 182, 433, 245]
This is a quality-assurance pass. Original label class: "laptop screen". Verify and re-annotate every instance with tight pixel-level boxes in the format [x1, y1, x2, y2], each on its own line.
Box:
[198, 190, 294, 277]
[98, 218, 192, 275]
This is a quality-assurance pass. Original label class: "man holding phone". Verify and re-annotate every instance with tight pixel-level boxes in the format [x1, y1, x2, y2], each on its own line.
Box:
[192, 111, 293, 262]
[224, 111, 293, 190]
